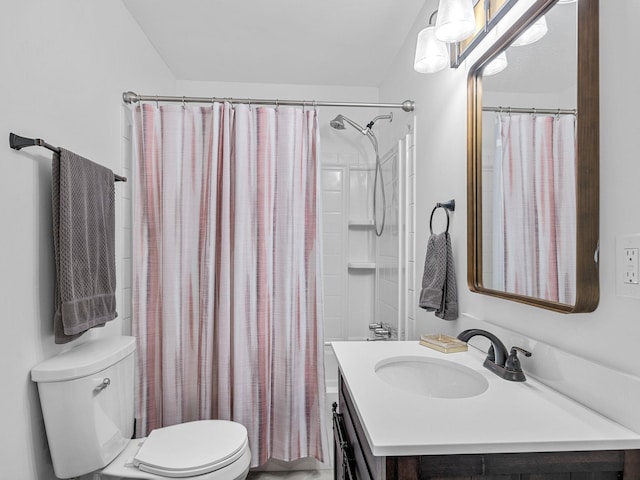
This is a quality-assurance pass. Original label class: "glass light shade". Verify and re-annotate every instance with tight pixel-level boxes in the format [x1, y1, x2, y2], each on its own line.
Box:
[435, 0, 476, 43]
[414, 26, 449, 73]
[483, 51, 508, 76]
[511, 15, 548, 46]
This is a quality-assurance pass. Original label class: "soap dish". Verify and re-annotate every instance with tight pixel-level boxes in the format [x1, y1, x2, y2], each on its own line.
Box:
[420, 334, 468, 353]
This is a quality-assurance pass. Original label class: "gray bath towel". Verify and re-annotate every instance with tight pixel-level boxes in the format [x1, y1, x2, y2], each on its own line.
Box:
[52, 148, 117, 344]
[419, 232, 458, 320]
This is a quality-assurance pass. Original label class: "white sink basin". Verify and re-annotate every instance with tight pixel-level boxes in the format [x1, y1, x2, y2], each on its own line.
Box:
[374, 355, 489, 399]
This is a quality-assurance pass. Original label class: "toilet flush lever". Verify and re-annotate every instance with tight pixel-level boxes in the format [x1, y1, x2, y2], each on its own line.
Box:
[94, 378, 111, 393]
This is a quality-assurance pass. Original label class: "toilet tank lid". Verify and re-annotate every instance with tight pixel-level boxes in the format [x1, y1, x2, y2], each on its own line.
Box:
[31, 336, 136, 382]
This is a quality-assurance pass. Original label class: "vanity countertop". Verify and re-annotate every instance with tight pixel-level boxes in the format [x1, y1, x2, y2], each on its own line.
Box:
[332, 341, 640, 457]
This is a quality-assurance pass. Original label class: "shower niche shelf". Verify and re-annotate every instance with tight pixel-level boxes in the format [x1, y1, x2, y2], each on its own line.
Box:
[348, 262, 376, 270]
[348, 219, 375, 228]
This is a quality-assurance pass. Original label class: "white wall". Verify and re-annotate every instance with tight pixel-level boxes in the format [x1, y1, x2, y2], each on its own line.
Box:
[0, 2, 175, 478]
[380, 0, 640, 430]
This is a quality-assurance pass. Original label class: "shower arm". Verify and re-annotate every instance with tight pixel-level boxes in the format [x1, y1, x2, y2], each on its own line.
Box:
[339, 116, 369, 134]
[366, 113, 393, 130]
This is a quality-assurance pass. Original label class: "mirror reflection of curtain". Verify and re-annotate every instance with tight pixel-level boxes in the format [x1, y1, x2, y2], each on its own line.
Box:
[492, 113, 576, 304]
[131, 103, 328, 466]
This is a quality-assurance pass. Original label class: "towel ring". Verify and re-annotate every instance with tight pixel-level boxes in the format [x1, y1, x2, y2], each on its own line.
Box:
[429, 199, 456, 235]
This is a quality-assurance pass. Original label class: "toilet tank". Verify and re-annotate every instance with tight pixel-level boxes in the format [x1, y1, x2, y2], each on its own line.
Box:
[31, 336, 136, 479]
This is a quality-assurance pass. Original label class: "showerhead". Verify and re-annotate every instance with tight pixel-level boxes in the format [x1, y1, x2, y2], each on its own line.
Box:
[329, 115, 346, 130]
[329, 114, 367, 135]
[329, 113, 393, 134]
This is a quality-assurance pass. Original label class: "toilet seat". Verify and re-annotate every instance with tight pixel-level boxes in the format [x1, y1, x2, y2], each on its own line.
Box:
[133, 421, 249, 478]
[99, 420, 251, 480]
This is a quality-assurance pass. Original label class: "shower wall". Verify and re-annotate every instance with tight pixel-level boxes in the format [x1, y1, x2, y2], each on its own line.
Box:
[321, 122, 415, 392]
[322, 163, 374, 348]
[320, 139, 375, 392]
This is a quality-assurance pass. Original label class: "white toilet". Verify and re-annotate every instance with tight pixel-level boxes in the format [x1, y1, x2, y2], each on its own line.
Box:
[31, 336, 251, 480]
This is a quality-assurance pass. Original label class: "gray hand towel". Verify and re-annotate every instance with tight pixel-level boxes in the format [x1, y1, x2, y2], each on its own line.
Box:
[52, 148, 117, 344]
[419, 232, 458, 320]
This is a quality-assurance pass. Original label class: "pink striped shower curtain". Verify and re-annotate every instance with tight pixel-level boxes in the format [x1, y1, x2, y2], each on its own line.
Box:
[493, 113, 576, 304]
[131, 103, 328, 466]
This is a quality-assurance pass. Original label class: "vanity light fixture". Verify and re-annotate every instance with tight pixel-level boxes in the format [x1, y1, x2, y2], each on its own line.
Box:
[483, 51, 508, 75]
[511, 15, 548, 46]
[414, 0, 519, 74]
[435, 0, 476, 43]
[414, 11, 449, 73]
[414, 1, 476, 75]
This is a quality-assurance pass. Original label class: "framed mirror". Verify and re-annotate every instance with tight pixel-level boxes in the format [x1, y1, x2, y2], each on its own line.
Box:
[467, 0, 599, 313]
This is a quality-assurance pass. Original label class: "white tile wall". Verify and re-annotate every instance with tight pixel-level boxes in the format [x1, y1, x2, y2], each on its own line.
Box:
[346, 271, 375, 339]
[321, 166, 347, 343]
[339, 152, 359, 165]
[348, 167, 373, 221]
[321, 122, 414, 387]
[347, 165, 376, 340]
[322, 190, 343, 213]
[375, 144, 400, 336]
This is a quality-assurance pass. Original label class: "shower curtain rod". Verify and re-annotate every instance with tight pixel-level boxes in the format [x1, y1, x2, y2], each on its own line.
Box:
[122, 91, 415, 112]
[483, 106, 577, 116]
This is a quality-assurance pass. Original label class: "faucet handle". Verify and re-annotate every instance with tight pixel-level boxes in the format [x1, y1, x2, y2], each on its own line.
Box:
[505, 346, 532, 372]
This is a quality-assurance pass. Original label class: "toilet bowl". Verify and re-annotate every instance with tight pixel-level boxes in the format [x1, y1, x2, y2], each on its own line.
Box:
[31, 336, 250, 480]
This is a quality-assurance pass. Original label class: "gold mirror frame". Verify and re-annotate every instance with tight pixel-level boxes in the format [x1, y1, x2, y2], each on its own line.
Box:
[467, 0, 599, 313]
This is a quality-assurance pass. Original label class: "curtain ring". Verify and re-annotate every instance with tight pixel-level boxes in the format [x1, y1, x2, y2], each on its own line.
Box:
[211, 97, 215, 111]
[302, 100, 306, 113]
[313, 100, 317, 112]
[275, 99, 279, 112]
[531, 107, 536, 116]
[181, 96, 186, 109]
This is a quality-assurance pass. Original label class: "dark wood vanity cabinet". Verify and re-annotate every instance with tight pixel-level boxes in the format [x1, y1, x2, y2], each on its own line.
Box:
[334, 374, 640, 480]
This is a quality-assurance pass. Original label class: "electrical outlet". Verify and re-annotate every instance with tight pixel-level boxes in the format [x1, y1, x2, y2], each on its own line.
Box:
[616, 235, 640, 298]
[624, 248, 639, 284]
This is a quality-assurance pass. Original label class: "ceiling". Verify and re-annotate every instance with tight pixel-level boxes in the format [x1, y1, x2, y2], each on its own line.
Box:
[122, 0, 428, 87]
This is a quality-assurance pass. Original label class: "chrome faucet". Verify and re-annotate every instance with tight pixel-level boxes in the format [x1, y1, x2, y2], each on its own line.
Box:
[368, 322, 392, 340]
[456, 329, 532, 382]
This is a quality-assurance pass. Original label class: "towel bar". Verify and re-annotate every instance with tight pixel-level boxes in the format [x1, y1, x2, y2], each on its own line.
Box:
[9, 133, 127, 182]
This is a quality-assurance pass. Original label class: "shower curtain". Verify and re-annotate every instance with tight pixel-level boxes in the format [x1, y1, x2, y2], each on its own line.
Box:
[131, 102, 328, 466]
[493, 113, 576, 304]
